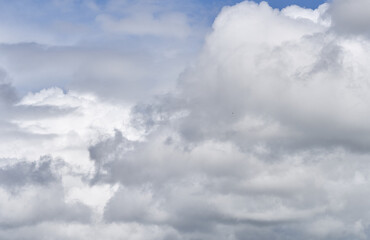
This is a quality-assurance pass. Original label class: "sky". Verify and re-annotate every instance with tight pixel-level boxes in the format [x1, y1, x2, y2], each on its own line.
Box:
[2, 0, 370, 239]
[255, 0, 327, 8]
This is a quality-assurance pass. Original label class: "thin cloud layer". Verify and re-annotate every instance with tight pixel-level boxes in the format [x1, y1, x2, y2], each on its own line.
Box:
[1, 0, 370, 239]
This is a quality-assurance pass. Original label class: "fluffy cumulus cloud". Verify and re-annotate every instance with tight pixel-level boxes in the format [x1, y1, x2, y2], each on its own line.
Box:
[2, 0, 370, 239]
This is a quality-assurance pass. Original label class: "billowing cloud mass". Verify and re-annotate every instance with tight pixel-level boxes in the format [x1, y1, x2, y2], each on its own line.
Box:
[1, 0, 370, 239]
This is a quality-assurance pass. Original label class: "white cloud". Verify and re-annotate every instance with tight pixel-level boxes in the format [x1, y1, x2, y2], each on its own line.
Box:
[3, 0, 370, 239]
[5, 87, 138, 166]
[86, 1, 370, 239]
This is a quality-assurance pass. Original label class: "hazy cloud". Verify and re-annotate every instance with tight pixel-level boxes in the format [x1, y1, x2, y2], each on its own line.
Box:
[329, 0, 370, 36]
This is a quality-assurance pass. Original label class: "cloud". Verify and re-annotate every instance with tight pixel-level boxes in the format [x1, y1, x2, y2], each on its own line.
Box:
[173, 1, 370, 153]
[0, 0, 205, 101]
[0, 156, 57, 189]
[85, 1, 370, 239]
[1, 86, 137, 169]
[329, 0, 370, 36]
[2, 0, 370, 240]
[0, 40, 195, 103]
[0, 69, 18, 106]
[0, 156, 92, 229]
[96, 12, 191, 38]
[90, 127, 370, 239]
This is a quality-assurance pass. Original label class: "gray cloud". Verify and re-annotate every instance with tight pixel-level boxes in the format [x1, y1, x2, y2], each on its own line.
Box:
[90, 129, 370, 239]
[329, 0, 370, 36]
[0, 156, 57, 189]
[0, 156, 92, 229]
